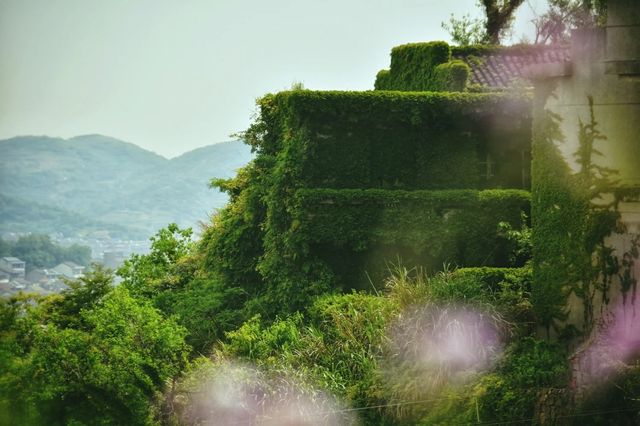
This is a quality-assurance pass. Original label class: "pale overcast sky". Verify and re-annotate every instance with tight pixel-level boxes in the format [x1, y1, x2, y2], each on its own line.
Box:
[0, 0, 546, 158]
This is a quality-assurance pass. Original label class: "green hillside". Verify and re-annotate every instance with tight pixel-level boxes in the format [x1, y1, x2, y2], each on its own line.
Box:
[0, 135, 253, 237]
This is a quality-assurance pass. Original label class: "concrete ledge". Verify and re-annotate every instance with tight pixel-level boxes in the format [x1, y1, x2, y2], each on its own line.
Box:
[605, 60, 640, 76]
[522, 61, 572, 80]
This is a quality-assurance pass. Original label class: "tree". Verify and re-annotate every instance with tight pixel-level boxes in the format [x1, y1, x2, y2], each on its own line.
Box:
[442, 0, 525, 46]
[44, 264, 114, 329]
[6, 234, 91, 270]
[531, 0, 608, 44]
[1, 287, 189, 425]
[441, 13, 487, 45]
[118, 223, 195, 301]
[480, 0, 526, 44]
[11, 234, 58, 269]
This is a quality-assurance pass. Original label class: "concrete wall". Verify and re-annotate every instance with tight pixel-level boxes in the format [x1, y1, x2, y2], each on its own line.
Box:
[532, 0, 640, 337]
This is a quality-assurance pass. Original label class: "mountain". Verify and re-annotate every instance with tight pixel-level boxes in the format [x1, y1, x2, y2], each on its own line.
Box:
[0, 135, 253, 238]
[0, 193, 141, 238]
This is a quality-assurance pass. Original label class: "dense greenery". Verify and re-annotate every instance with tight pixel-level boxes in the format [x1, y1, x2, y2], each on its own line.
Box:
[287, 188, 529, 289]
[160, 264, 572, 425]
[374, 42, 471, 92]
[202, 89, 532, 317]
[0, 266, 189, 425]
[4, 9, 639, 423]
[1, 234, 91, 270]
[0, 194, 140, 239]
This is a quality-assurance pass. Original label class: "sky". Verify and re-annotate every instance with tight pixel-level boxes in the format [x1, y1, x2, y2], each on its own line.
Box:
[0, 0, 546, 158]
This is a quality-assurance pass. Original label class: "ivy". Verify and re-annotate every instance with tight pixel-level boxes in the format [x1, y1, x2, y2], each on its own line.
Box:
[374, 41, 470, 92]
[532, 93, 640, 337]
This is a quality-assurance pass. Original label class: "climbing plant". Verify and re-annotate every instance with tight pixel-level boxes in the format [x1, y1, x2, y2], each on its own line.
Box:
[532, 95, 639, 337]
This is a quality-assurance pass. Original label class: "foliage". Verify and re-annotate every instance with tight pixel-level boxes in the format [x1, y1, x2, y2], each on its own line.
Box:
[2, 233, 91, 270]
[471, 337, 569, 422]
[0, 280, 189, 425]
[118, 224, 247, 352]
[479, 0, 525, 45]
[576, 359, 640, 425]
[290, 188, 530, 289]
[156, 277, 246, 354]
[532, 0, 608, 45]
[498, 211, 533, 267]
[441, 13, 487, 46]
[374, 42, 470, 92]
[204, 89, 532, 318]
[531, 94, 637, 337]
[249, 90, 531, 190]
[119, 223, 195, 300]
[168, 265, 534, 425]
[43, 264, 114, 329]
[165, 293, 395, 424]
[0, 193, 142, 239]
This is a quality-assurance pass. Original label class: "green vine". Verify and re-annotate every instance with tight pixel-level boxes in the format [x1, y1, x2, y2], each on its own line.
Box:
[532, 94, 640, 338]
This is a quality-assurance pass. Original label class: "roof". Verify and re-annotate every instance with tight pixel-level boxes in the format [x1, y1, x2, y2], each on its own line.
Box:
[453, 45, 570, 89]
[2, 256, 24, 263]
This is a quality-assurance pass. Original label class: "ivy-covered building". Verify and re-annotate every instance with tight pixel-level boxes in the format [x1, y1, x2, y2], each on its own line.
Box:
[204, 40, 566, 315]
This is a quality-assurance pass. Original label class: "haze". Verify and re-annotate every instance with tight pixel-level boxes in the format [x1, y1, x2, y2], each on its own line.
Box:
[0, 0, 544, 158]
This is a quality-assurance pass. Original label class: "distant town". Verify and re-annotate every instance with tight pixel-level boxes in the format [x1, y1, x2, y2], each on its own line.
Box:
[0, 231, 150, 297]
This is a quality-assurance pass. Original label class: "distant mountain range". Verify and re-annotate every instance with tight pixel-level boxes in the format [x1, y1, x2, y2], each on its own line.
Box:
[0, 135, 253, 238]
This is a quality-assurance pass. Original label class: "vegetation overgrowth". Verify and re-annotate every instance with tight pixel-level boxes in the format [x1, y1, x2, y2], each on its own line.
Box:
[3, 2, 640, 421]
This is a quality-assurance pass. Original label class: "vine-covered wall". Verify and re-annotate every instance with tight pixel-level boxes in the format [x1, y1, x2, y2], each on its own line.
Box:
[204, 89, 533, 314]
[293, 188, 530, 289]
[374, 41, 471, 92]
[531, 18, 640, 341]
[255, 90, 532, 190]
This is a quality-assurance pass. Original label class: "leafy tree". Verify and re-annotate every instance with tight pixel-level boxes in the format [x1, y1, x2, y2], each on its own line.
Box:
[441, 13, 487, 45]
[117, 223, 245, 352]
[531, 0, 608, 44]
[0, 238, 10, 257]
[60, 243, 91, 267]
[118, 223, 195, 301]
[43, 264, 114, 329]
[1, 286, 189, 425]
[3, 234, 91, 270]
[480, 0, 525, 44]
[442, 0, 524, 45]
[10, 234, 58, 269]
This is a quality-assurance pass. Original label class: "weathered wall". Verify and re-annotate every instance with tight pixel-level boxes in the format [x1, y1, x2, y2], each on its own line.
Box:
[531, 0, 640, 343]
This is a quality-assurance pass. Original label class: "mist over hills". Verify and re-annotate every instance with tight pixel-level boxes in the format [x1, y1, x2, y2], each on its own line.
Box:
[0, 135, 253, 238]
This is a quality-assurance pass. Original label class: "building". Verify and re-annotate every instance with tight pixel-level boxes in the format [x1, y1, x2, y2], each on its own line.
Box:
[26, 268, 61, 285]
[0, 256, 26, 280]
[528, 0, 640, 393]
[52, 261, 85, 279]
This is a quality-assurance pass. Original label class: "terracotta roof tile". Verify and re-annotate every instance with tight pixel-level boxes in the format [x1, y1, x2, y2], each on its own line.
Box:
[453, 46, 571, 88]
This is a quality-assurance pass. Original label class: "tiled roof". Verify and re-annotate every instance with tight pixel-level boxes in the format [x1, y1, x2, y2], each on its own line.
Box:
[453, 46, 570, 88]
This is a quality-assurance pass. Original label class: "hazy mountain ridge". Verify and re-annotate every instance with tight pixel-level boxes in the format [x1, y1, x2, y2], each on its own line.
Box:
[0, 135, 253, 238]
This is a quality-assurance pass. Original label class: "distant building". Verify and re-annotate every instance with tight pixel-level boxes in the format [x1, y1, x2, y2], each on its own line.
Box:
[103, 251, 125, 269]
[26, 268, 61, 284]
[10, 277, 29, 292]
[52, 261, 85, 279]
[0, 256, 26, 280]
